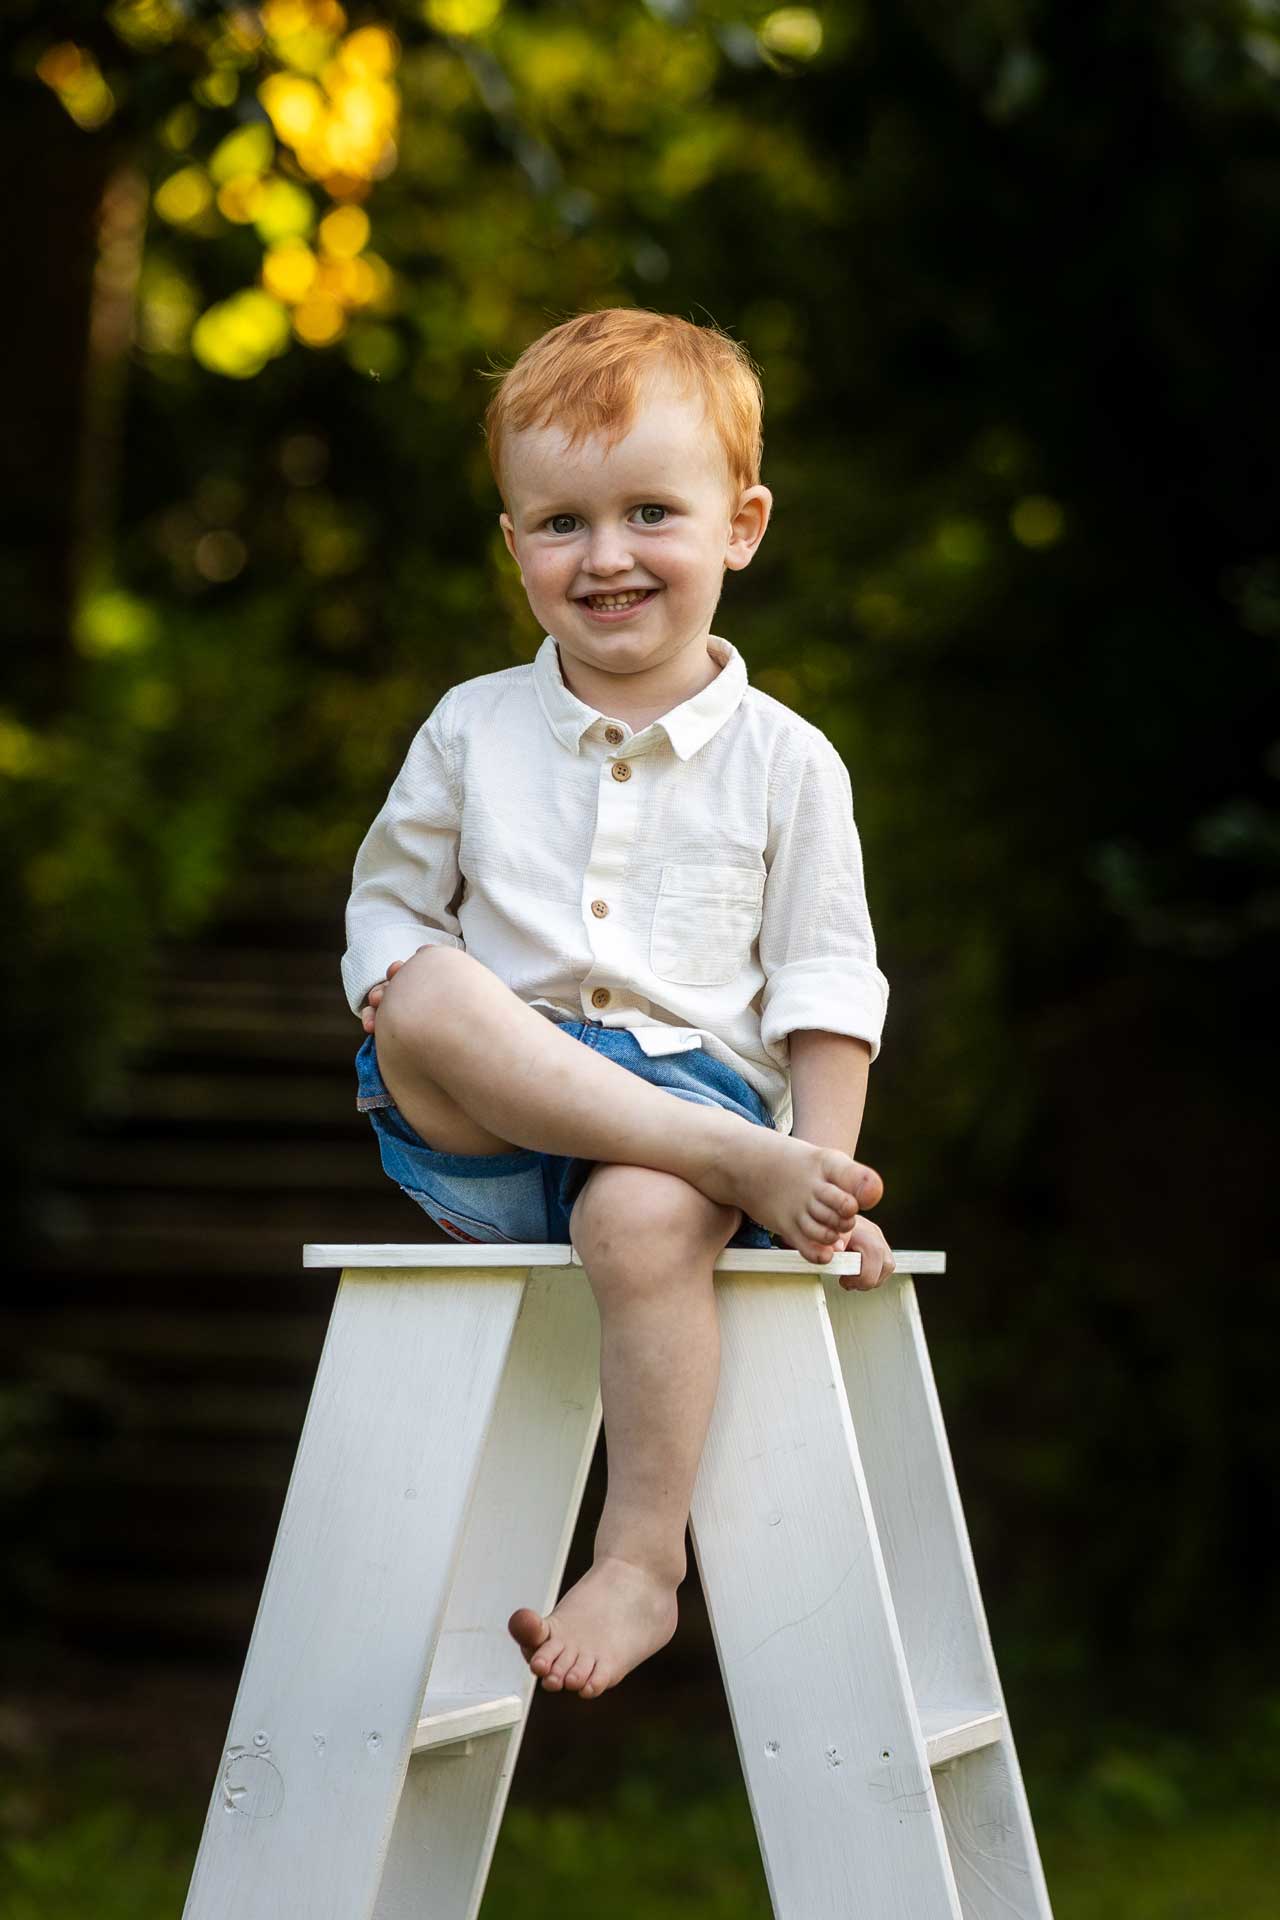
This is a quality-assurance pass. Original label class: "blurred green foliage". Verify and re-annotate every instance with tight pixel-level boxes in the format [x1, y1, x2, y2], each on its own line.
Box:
[4, 1708, 1280, 1920]
[3, 0, 1277, 1747]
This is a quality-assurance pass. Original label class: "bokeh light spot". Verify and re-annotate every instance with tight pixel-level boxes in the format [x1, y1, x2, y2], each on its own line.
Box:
[194, 531, 249, 582]
[758, 8, 823, 62]
[154, 165, 214, 225]
[37, 42, 116, 129]
[192, 289, 291, 377]
[319, 203, 370, 256]
[424, 0, 504, 36]
[209, 121, 275, 183]
[292, 295, 347, 345]
[0, 715, 42, 779]
[1010, 495, 1066, 548]
[217, 174, 267, 223]
[253, 176, 317, 243]
[262, 240, 319, 303]
[74, 589, 160, 657]
[935, 517, 990, 568]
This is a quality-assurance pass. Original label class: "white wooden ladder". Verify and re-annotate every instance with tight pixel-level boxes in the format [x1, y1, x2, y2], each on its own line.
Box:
[183, 1244, 1053, 1919]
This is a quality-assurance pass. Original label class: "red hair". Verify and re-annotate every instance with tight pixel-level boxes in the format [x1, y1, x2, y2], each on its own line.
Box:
[481, 307, 764, 505]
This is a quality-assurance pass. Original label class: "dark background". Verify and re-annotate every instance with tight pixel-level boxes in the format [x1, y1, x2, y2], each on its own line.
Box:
[2, 1, 1277, 1911]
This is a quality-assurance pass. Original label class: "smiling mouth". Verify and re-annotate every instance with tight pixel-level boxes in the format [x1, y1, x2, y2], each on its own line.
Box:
[577, 587, 659, 612]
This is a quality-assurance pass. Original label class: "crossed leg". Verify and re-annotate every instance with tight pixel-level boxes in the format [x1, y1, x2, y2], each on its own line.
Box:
[372, 945, 881, 1265]
[508, 1161, 739, 1699]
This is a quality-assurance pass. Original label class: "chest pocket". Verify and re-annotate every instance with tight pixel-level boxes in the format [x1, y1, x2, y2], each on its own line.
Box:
[650, 863, 765, 988]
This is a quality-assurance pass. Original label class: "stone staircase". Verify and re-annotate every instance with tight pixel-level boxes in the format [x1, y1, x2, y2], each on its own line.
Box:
[11, 885, 453, 1656]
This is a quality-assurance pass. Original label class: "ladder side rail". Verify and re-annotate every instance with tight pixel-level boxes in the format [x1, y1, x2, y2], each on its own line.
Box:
[373, 1266, 603, 1920]
[690, 1272, 963, 1920]
[183, 1269, 527, 1920]
[826, 1274, 1053, 1920]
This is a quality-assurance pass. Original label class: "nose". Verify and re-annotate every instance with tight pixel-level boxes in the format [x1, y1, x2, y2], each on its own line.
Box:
[584, 524, 635, 576]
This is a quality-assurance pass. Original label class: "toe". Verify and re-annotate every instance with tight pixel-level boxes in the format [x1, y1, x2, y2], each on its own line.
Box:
[530, 1632, 563, 1677]
[819, 1181, 858, 1218]
[508, 1606, 551, 1663]
[546, 1642, 580, 1683]
[564, 1656, 596, 1691]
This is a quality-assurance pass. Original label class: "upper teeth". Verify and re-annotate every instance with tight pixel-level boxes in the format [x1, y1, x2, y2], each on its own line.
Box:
[586, 590, 648, 608]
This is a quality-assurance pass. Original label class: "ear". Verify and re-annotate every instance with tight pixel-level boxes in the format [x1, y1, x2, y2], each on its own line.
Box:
[724, 486, 773, 573]
[499, 511, 521, 574]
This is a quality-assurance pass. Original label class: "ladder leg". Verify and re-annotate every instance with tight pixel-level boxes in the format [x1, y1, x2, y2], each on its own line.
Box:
[690, 1273, 963, 1919]
[373, 1265, 603, 1920]
[826, 1275, 1054, 1919]
[183, 1267, 528, 1920]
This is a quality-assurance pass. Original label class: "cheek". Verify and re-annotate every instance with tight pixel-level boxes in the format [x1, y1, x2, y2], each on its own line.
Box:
[524, 548, 575, 593]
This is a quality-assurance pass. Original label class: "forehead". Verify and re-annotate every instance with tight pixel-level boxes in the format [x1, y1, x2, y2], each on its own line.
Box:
[503, 370, 729, 506]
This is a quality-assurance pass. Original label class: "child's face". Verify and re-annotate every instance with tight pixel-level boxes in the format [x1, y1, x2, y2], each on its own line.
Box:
[498, 369, 771, 705]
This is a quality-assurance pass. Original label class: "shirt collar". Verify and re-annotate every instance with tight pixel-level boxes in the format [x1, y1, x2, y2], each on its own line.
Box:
[531, 633, 748, 761]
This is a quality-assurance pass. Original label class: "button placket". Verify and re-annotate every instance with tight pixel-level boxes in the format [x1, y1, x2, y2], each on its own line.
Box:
[580, 745, 637, 1018]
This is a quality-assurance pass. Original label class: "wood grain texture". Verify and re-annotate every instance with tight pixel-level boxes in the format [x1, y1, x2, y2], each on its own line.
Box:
[690, 1273, 963, 1919]
[183, 1268, 529, 1920]
[374, 1267, 602, 1920]
[826, 1275, 1053, 1919]
[303, 1243, 948, 1276]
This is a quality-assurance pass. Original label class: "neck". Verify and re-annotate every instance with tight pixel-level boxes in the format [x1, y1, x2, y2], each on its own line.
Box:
[557, 635, 726, 727]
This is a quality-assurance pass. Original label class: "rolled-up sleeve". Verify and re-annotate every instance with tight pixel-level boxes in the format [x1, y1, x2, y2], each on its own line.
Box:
[340, 691, 466, 1016]
[758, 733, 889, 1065]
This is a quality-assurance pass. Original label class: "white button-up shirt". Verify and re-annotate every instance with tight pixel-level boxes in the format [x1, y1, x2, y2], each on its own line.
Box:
[342, 634, 888, 1134]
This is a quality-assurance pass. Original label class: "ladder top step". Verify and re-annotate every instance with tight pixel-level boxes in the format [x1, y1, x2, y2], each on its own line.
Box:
[302, 1243, 946, 1274]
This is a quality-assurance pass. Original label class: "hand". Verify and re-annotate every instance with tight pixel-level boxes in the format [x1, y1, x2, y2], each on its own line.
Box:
[775, 1212, 896, 1291]
[360, 957, 408, 1034]
[829, 1212, 896, 1292]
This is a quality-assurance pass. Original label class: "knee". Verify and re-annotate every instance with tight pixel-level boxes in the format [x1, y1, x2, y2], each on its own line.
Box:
[377, 944, 472, 1051]
[570, 1164, 740, 1276]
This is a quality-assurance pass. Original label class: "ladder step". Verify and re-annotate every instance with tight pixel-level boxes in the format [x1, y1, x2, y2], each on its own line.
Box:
[918, 1702, 1005, 1767]
[412, 1691, 524, 1754]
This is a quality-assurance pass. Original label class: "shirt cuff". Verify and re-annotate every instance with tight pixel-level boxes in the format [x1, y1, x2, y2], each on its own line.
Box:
[759, 959, 889, 1065]
[341, 925, 465, 1016]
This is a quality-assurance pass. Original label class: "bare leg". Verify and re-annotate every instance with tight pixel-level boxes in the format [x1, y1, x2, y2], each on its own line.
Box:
[509, 1163, 735, 1698]
[375, 947, 882, 1264]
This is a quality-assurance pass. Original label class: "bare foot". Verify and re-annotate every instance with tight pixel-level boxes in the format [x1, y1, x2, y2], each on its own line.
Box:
[508, 1554, 680, 1700]
[695, 1123, 883, 1265]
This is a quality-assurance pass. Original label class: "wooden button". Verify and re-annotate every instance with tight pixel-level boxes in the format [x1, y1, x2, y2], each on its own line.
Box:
[611, 761, 632, 782]
[591, 987, 610, 1008]
[604, 726, 624, 745]
[591, 899, 609, 917]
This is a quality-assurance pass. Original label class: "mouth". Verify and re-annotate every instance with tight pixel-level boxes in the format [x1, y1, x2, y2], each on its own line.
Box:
[575, 587, 660, 622]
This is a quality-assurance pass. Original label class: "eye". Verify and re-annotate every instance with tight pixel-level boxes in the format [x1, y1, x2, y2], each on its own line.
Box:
[546, 513, 579, 535]
[634, 504, 667, 525]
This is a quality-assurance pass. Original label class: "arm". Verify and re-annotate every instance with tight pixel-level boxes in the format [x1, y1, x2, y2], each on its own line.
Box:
[342, 689, 465, 1021]
[788, 1027, 891, 1288]
[758, 735, 892, 1287]
[788, 1029, 870, 1159]
[756, 733, 889, 1078]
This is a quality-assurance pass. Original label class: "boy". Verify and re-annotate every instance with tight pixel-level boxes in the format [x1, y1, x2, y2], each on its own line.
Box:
[343, 307, 892, 1703]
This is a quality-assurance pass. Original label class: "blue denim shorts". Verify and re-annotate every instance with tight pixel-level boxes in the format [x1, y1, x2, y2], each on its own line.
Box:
[354, 1018, 778, 1249]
